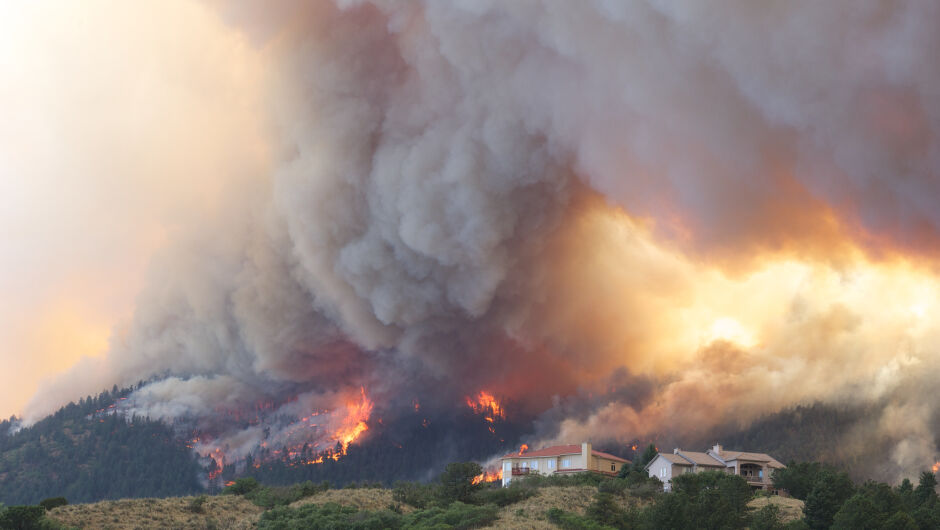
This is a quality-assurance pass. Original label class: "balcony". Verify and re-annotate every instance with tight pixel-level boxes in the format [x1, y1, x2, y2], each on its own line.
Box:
[511, 467, 536, 476]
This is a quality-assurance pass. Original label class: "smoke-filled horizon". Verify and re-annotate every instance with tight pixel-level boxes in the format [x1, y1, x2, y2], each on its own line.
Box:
[7, 0, 940, 482]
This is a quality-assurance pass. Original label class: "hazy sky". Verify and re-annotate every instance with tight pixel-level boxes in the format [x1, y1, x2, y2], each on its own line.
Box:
[0, 1, 268, 417]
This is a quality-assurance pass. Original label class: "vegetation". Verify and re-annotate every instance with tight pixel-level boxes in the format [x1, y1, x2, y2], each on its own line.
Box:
[0, 385, 202, 505]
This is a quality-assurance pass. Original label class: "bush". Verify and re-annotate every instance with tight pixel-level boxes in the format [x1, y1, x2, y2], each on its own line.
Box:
[470, 484, 535, 507]
[750, 503, 784, 530]
[803, 470, 855, 530]
[258, 502, 403, 530]
[437, 462, 482, 505]
[392, 481, 436, 509]
[222, 477, 260, 496]
[546, 507, 614, 530]
[37, 498, 67, 512]
[0, 505, 46, 530]
[188, 495, 208, 514]
[405, 502, 498, 529]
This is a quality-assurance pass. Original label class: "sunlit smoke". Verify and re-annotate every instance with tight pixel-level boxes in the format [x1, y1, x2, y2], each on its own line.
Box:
[16, 0, 940, 483]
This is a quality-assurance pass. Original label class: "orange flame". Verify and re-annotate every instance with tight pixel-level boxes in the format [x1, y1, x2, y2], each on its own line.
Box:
[465, 391, 505, 427]
[207, 448, 224, 481]
[519, 444, 529, 455]
[932, 461, 939, 473]
[472, 469, 504, 485]
[332, 387, 373, 456]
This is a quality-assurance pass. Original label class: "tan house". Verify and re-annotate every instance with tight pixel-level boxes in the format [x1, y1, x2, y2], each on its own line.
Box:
[500, 443, 630, 486]
[645, 444, 785, 492]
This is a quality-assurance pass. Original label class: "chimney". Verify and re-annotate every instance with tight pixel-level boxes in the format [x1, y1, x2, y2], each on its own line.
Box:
[582, 442, 591, 465]
[713, 443, 722, 454]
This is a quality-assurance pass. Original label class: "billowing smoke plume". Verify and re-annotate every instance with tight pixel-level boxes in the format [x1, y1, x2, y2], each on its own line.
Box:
[27, 0, 940, 482]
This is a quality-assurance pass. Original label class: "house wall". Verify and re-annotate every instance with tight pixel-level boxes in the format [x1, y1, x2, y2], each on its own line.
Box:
[646, 456, 682, 491]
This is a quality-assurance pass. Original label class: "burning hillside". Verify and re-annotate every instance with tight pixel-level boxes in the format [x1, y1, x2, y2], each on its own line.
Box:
[17, 0, 940, 485]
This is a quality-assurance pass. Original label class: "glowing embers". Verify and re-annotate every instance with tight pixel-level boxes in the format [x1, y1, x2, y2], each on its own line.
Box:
[933, 461, 939, 473]
[465, 391, 505, 434]
[472, 469, 504, 485]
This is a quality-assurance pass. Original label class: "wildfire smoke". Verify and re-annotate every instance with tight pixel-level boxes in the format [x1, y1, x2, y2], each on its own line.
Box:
[15, 0, 940, 483]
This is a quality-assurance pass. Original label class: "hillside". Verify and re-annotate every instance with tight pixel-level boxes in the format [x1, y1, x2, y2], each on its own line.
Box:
[41, 477, 806, 529]
[0, 387, 202, 505]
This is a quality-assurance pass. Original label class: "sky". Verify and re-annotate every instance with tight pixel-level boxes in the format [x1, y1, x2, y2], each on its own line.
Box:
[0, 0, 269, 417]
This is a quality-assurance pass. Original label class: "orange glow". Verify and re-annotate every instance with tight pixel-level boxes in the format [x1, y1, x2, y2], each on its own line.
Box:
[519, 444, 529, 456]
[932, 462, 939, 473]
[466, 391, 505, 422]
[472, 469, 504, 485]
[207, 448, 224, 481]
[333, 387, 374, 455]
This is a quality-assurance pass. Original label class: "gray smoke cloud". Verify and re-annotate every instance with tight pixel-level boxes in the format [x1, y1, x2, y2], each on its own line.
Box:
[25, 0, 940, 480]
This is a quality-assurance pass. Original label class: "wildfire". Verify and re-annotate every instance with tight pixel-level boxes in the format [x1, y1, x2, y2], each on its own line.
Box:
[519, 444, 529, 456]
[466, 391, 505, 434]
[207, 448, 224, 481]
[932, 461, 939, 473]
[332, 387, 374, 456]
[472, 469, 504, 485]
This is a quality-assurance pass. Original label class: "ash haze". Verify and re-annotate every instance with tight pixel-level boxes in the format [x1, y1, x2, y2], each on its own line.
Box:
[3, 0, 940, 483]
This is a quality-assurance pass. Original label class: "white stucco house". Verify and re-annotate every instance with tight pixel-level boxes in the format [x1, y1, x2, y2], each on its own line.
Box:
[645, 444, 785, 492]
[499, 442, 630, 486]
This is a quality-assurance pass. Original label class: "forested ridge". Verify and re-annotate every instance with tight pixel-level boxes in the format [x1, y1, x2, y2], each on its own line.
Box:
[0, 387, 202, 505]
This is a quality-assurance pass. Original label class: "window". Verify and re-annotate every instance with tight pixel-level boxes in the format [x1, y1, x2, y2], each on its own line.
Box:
[562, 459, 571, 468]
[611, 464, 616, 472]
[661, 467, 666, 478]
[504, 462, 511, 472]
[522, 461, 528, 469]
[548, 460, 555, 469]
[531, 460, 538, 470]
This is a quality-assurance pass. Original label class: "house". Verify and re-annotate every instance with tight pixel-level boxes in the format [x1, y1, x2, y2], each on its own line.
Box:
[645, 444, 785, 492]
[500, 442, 630, 486]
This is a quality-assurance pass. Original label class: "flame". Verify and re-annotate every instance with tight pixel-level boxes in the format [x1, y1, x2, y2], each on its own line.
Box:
[932, 461, 939, 473]
[472, 469, 504, 485]
[332, 387, 373, 456]
[631, 444, 638, 451]
[519, 444, 529, 455]
[207, 448, 224, 481]
[465, 391, 505, 428]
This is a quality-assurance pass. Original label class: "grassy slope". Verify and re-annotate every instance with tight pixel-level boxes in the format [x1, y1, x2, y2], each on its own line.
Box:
[48, 495, 263, 530]
[47, 487, 804, 529]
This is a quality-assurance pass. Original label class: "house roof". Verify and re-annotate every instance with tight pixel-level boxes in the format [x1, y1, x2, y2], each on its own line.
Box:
[593, 450, 630, 464]
[675, 451, 725, 467]
[712, 450, 785, 468]
[654, 453, 693, 466]
[501, 444, 630, 463]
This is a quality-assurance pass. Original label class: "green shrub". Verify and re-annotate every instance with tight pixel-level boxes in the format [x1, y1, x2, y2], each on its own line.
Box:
[392, 481, 436, 509]
[0, 505, 46, 530]
[405, 502, 497, 529]
[188, 495, 208, 514]
[546, 507, 614, 530]
[437, 462, 483, 505]
[750, 503, 784, 530]
[470, 484, 535, 507]
[37, 498, 67, 512]
[222, 477, 260, 496]
[258, 502, 403, 530]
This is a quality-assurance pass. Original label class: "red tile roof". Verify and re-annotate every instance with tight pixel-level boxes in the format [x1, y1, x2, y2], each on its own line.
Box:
[501, 444, 630, 463]
[502, 444, 581, 459]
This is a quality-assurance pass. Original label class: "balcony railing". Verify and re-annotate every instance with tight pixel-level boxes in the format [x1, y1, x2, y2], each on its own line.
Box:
[511, 467, 536, 476]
